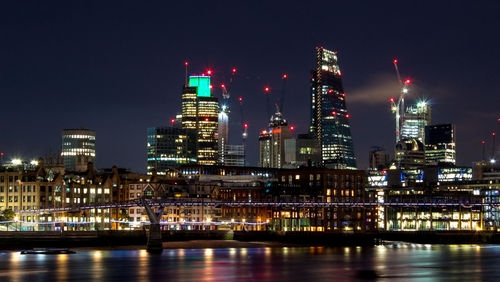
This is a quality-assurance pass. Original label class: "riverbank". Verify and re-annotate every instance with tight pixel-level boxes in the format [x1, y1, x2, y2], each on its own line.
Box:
[1, 230, 500, 250]
[75, 240, 299, 250]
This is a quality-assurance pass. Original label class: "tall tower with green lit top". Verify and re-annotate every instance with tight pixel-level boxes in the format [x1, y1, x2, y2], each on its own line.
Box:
[181, 75, 219, 165]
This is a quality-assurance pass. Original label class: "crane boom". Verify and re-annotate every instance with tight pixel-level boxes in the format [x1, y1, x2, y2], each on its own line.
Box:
[390, 59, 410, 143]
[278, 74, 288, 114]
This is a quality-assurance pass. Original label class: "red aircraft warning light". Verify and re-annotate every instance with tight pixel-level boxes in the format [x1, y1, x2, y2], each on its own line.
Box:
[390, 97, 395, 103]
[232, 68, 237, 73]
[346, 114, 350, 118]
[264, 87, 270, 92]
[207, 69, 212, 75]
[332, 111, 337, 115]
[184, 61, 189, 66]
[405, 79, 411, 84]
[283, 74, 287, 79]
[209, 85, 213, 89]
[221, 84, 225, 88]
[244, 123, 248, 128]
[493, 132, 497, 136]
[482, 140, 486, 144]
[205, 118, 209, 121]
[393, 59, 398, 64]
[170, 119, 175, 124]
[238, 97, 243, 102]
[290, 126, 295, 131]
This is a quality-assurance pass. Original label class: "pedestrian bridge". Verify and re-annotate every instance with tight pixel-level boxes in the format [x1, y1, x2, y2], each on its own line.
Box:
[17, 198, 496, 214]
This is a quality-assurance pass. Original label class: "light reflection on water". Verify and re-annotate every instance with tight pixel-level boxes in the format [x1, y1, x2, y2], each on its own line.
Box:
[0, 244, 499, 281]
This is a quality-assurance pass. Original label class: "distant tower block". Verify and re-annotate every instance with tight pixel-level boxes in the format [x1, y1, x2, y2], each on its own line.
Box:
[61, 128, 96, 172]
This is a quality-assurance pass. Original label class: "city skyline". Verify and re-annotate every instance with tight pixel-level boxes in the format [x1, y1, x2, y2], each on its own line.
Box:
[1, 1, 499, 172]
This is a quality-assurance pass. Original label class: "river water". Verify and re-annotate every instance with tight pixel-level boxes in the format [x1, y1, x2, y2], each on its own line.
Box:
[1, 244, 500, 281]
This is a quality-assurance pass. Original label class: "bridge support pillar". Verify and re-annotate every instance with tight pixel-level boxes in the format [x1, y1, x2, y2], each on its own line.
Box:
[147, 224, 163, 254]
[141, 198, 164, 254]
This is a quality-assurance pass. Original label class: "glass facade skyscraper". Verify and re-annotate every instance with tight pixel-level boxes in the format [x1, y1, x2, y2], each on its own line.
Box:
[61, 128, 96, 171]
[425, 123, 456, 165]
[310, 47, 357, 169]
[401, 101, 431, 144]
[146, 126, 196, 174]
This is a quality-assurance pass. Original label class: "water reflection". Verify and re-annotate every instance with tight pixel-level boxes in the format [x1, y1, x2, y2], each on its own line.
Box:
[0, 245, 499, 281]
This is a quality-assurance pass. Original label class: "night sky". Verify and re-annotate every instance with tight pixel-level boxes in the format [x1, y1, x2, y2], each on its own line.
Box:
[1, 1, 499, 172]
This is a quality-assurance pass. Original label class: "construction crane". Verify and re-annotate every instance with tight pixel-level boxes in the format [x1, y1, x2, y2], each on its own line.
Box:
[238, 96, 248, 141]
[264, 86, 271, 119]
[389, 59, 411, 142]
[220, 67, 237, 114]
[278, 74, 288, 114]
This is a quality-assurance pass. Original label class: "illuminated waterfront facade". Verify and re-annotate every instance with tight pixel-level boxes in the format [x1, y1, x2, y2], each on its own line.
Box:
[379, 180, 500, 231]
[61, 128, 96, 172]
[273, 168, 375, 231]
[181, 76, 219, 165]
[425, 124, 456, 165]
[310, 47, 357, 169]
[146, 126, 196, 174]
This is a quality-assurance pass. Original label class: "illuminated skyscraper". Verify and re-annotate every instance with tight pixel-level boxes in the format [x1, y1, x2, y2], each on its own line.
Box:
[259, 108, 292, 168]
[218, 111, 229, 163]
[401, 100, 431, 144]
[61, 128, 96, 171]
[181, 76, 219, 165]
[425, 124, 456, 165]
[310, 47, 357, 169]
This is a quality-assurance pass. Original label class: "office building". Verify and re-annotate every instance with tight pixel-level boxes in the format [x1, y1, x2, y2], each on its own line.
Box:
[181, 76, 219, 165]
[222, 144, 245, 167]
[400, 100, 431, 144]
[284, 134, 321, 168]
[259, 131, 271, 168]
[394, 138, 426, 169]
[369, 146, 391, 170]
[61, 128, 96, 172]
[146, 126, 197, 174]
[310, 47, 357, 169]
[259, 109, 292, 168]
[218, 111, 229, 164]
[425, 124, 456, 165]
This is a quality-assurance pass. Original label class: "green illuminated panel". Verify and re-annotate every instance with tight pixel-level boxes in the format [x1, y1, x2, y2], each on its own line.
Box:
[189, 76, 211, 97]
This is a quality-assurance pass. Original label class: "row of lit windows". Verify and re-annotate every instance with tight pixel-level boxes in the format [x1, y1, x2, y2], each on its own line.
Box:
[63, 135, 95, 140]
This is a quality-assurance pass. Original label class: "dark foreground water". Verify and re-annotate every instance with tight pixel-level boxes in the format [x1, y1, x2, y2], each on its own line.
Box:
[1, 244, 500, 281]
